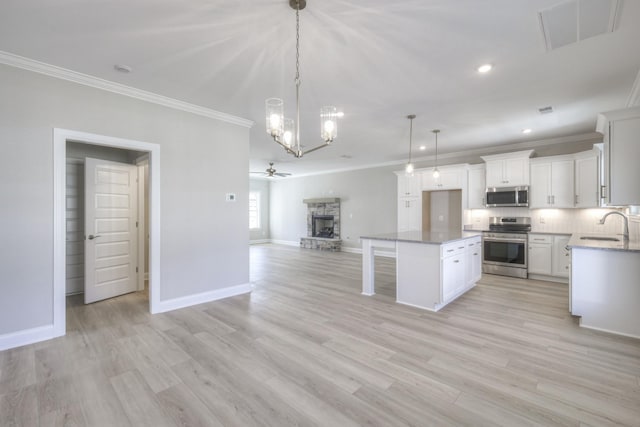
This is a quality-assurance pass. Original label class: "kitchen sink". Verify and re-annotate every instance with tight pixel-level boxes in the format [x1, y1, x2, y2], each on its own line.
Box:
[580, 236, 620, 242]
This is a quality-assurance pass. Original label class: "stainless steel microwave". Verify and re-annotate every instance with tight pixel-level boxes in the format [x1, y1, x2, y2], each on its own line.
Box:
[485, 186, 528, 207]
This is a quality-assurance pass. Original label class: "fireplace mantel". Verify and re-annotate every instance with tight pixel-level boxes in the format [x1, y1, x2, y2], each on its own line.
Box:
[303, 198, 340, 204]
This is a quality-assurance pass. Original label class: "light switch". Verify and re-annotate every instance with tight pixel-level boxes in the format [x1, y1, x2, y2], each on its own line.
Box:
[226, 193, 236, 202]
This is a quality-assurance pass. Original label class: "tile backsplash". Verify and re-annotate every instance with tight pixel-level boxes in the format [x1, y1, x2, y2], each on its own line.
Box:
[465, 207, 640, 240]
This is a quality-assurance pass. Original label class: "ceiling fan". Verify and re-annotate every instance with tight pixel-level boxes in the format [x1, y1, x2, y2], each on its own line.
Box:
[250, 162, 292, 178]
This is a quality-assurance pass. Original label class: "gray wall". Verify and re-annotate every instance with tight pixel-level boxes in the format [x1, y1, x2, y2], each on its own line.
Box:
[0, 63, 250, 335]
[269, 166, 398, 249]
[250, 178, 270, 242]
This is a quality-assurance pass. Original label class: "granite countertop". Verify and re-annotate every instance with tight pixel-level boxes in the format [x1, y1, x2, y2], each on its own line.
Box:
[361, 230, 482, 245]
[528, 231, 572, 236]
[567, 233, 640, 252]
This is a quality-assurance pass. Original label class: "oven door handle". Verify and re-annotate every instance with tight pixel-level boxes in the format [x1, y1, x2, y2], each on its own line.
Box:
[483, 237, 527, 243]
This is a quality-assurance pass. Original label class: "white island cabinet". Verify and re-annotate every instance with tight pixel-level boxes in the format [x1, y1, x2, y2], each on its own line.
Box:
[568, 234, 640, 338]
[361, 231, 482, 311]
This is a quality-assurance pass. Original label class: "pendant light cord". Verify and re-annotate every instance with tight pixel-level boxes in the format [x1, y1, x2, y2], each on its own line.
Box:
[408, 117, 413, 164]
[294, 0, 301, 155]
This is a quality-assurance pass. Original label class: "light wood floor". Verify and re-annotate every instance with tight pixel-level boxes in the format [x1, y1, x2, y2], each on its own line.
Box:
[1, 244, 640, 426]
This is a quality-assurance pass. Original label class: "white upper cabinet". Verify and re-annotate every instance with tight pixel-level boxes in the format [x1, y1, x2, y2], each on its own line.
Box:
[597, 106, 640, 206]
[396, 172, 421, 198]
[481, 150, 534, 188]
[574, 148, 601, 208]
[422, 166, 465, 190]
[467, 164, 486, 209]
[529, 156, 574, 208]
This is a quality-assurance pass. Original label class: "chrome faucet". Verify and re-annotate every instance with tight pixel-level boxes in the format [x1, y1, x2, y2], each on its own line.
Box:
[599, 211, 629, 241]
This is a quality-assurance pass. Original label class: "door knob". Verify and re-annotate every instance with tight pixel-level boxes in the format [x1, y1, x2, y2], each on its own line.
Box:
[88, 234, 101, 240]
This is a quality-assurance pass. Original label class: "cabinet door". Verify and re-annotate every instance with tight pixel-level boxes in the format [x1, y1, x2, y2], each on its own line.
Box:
[398, 198, 421, 232]
[608, 117, 640, 205]
[468, 166, 486, 208]
[485, 160, 504, 188]
[528, 243, 552, 275]
[575, 155, 599, 208]
[465, 241, 482, 287]
[442, 255, 465, 302]
[503, 157, 529, 186]
[530, 162, 551, 208]
[550, 160, 574, 208]
[552, 236, 571, 278]
[398, 174, 421, 198]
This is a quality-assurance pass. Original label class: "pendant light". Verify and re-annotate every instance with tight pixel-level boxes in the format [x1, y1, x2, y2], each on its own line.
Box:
[404, 115, 416, 174]
[265, 0, 338, 158]
[432, 129, 440, 178]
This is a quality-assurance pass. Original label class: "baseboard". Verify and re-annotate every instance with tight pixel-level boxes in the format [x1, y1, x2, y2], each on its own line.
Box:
[270, 239, 299, 247]
[342, 246, 396, 258]
[0, 324, 63, 352]
[250, 239, 271, 245]
[154, 283, 252, 314]
[578, 321, 640, 340]
[527, 273, 569, 284]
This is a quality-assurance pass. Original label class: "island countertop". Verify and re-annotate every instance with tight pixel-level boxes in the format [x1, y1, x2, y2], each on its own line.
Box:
[361, 230, 482, 245]
[567, 233, 640, 252]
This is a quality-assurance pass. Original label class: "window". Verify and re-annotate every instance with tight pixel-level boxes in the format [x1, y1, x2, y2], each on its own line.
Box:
[249, 191, 260, 229]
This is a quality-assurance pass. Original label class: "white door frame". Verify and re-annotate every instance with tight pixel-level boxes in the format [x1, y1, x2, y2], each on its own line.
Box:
[136, 155, 149, 292]
[53, 128, 161, 337]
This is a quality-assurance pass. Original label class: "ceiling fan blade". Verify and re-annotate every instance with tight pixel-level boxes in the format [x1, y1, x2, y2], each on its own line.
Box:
[274, 172, 292, 177]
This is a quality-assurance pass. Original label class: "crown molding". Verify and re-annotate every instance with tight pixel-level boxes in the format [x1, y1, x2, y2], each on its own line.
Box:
[280, 131, 602, 179]
[0, 50, 254, 128]
[626, 68, 640, 107]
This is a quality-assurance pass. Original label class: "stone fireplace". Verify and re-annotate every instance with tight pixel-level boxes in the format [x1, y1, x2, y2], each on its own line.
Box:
[300, 198, 341, 251]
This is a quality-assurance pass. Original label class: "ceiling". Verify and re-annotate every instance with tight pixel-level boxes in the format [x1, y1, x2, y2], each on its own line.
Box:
[1, 0, 639, 177]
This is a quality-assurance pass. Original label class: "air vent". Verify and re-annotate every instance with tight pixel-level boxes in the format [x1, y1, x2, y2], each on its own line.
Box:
[538, 0, 620, 51]
[539, 106, 554, 114]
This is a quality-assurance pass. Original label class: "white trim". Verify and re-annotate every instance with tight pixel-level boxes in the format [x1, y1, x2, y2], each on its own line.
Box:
[626, 68, 640, 107]
[155, 283, 252, 313]
[0, 50, 253, 128]
[53, 129, 162, 343]
[0, 325, 59, 352]
[250, 239, 271, 245]
[136, 158, 149, 292]
[578, 321, 640, 340]
[279, 132, 602, 179]
[270, 239, 300, 247]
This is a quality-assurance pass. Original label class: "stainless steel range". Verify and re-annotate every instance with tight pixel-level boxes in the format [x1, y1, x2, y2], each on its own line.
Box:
[482, 217, 531, 279]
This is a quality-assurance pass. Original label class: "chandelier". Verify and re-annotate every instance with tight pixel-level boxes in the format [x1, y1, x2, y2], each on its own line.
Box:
[265, 0, 338, 158]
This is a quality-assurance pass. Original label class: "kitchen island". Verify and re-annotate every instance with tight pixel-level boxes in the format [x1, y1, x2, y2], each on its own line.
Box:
[361, 231, 482, 311]
[568, 234, 640, 338]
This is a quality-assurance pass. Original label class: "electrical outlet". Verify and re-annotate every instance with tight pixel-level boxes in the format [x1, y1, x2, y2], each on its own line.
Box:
[540, 216, 545, 224]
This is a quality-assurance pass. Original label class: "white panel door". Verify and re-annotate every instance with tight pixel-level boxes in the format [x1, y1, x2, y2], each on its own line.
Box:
[84, 158, 138, 304]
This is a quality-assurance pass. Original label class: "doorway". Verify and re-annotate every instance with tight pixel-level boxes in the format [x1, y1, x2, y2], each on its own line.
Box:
[53, 129, 161, 338]
[65, 142, 148, 303]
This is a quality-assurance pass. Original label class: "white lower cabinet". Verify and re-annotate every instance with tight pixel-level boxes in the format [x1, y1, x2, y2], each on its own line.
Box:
[441, 236, 481, 304]
[552, 236, 571, 278]
[528, 233, 570, 282]
[397, 197, 421, 232]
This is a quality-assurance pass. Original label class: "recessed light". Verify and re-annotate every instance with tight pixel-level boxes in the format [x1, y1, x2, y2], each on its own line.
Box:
[114, 64, 132, 73]
[477, 64, 492, 73]
[419, 145, 427, 151]
[522, 128, 532, 134]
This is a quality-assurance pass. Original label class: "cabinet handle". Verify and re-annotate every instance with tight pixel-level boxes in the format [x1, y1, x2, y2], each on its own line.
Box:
[458, 246, 464, 250]
[482, 197, 485, 206]
[447, 249, 454, 253]
[552, 195, 555, 204]
[600, 185, 607, 199]
[575, 194, 578, 205]
[453, 260, 460, 263]
[533, 238, 545, 241]
[473, 252, 478, 256]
